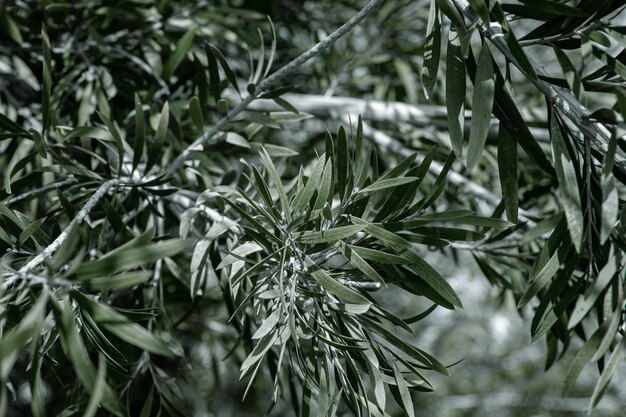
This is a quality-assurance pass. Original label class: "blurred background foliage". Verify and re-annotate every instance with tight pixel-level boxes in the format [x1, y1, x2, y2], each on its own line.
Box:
[1, 0, 626, 416]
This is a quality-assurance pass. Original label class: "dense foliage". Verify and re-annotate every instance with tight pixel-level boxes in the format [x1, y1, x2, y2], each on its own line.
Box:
[0, 0, 625, 416]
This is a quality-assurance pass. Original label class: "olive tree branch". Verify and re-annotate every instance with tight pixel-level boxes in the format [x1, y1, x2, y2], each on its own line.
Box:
[17, 178, 123, 275]
[4, 176, 78, 206]
[449, 0, 626, 174]
[164, 0, 386, 176]
[518, 19, 609, 47]
[240, 92, 550, 142]
[0, 270, 73, 291]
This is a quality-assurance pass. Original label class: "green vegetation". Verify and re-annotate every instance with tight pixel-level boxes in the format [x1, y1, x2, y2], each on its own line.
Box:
[0, 0, 625, 416]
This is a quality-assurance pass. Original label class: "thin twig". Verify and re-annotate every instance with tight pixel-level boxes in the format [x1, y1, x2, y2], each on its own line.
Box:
[450, 0, 626, 174]
[449, 243, 533, 261]
[0, 271, 72, 291]
[164, 0, 386, 176]
[4, 177, 78, 206]
[518, 20, 608, 47]
[17, 178, 122, 275]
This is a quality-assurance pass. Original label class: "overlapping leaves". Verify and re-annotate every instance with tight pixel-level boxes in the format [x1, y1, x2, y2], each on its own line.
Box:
[204, 119, 515, 415]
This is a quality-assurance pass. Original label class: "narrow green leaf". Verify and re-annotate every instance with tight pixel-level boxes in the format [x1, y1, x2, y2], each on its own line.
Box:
[73, 238, 191, 280]
[360, 222, 411, 252]
[316, 365, 330, 417]
[17, 218, 44, 248]
[554, 47, 582, 98]
[83, 271, 153, 290]
[348, 245, 408, 264]
[551, 114, 583, 252]
[497, 123, 518, 222]
[133, 93, 146, 171]
[82, 355, 106, 417]
[163, 27, 197, 80]
[31, 130, 47, 158]
[591, 297, 623, 362]
[189, 239, 211, 297]
[409, 226, 485, 241]
[226, 132, 250, 148]
[422, 0, 441, 100]
[325, 130, 334, 159]
[269, 111, 313, 124]
[0, 113, 30, 137]
[467, 43, 495, 171]
[100, 198, 125, 233]
[189, 96, 204, 131]
[419, 152, 455, 209]
[568, 252, 618, 330]
[446, 27, 465, 157]
[449, 215, 514, 228]
[252, 165, 275, 211]
[378, 152, 417, 182]
[305, 257, 370, 305]
[358, 177, 418, 195]
[407, 254, 463, 309]
[355, 115, 364, 171]
[365, 353, 386, 412]
[252, 309, 281, 340]
[146, 102, 170, 172]
[29, 349, 45, 417]
[301, 379, 312, 417]
[204, 42, 221, 100]
[340, 243, 385, 285]
[49, 296, 125, 417]
[529, 250, 579, 342]
[503, 0, 587, 19]
[589, 338, 625, 412]
[272, 97, 299, 113]
[313, 159, 333, 210]
[375, 163, 430, 222]
[365, 319, 448, 374]
[336, 125, 349, 201]
[41, 25, 52, 139]
[293, 156, 325, 213]
[259, 148, 290, 222]
[0, 9, 23, 43]
[518, 218, 571, 307]
[72, 292, 175, 357]
[0, 289, 48, 380]
[98, 113, 125, 175]
[217, 242, 263, 269]
[392, 362, 415, 417]
[62, 126, 113, 143]
[416, 209, 474, 222]
[437, 0, 468, 37]
[468, 0, 490, 23]
[359, 222, 462, 309]
[600, 137, 618, 244]
[394, 58, 418, 104]
[138, 387, 155, 417]
[301, 225, 366, 244]
[474, 254, 512, 289]
[484, 56, 554, 175]
[504, 27, 538, 81]
[209, 44, 240, 95]
[591, 46, 626, 83]
[520, 213, 561, 244]
[561, 322, 607, 396]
